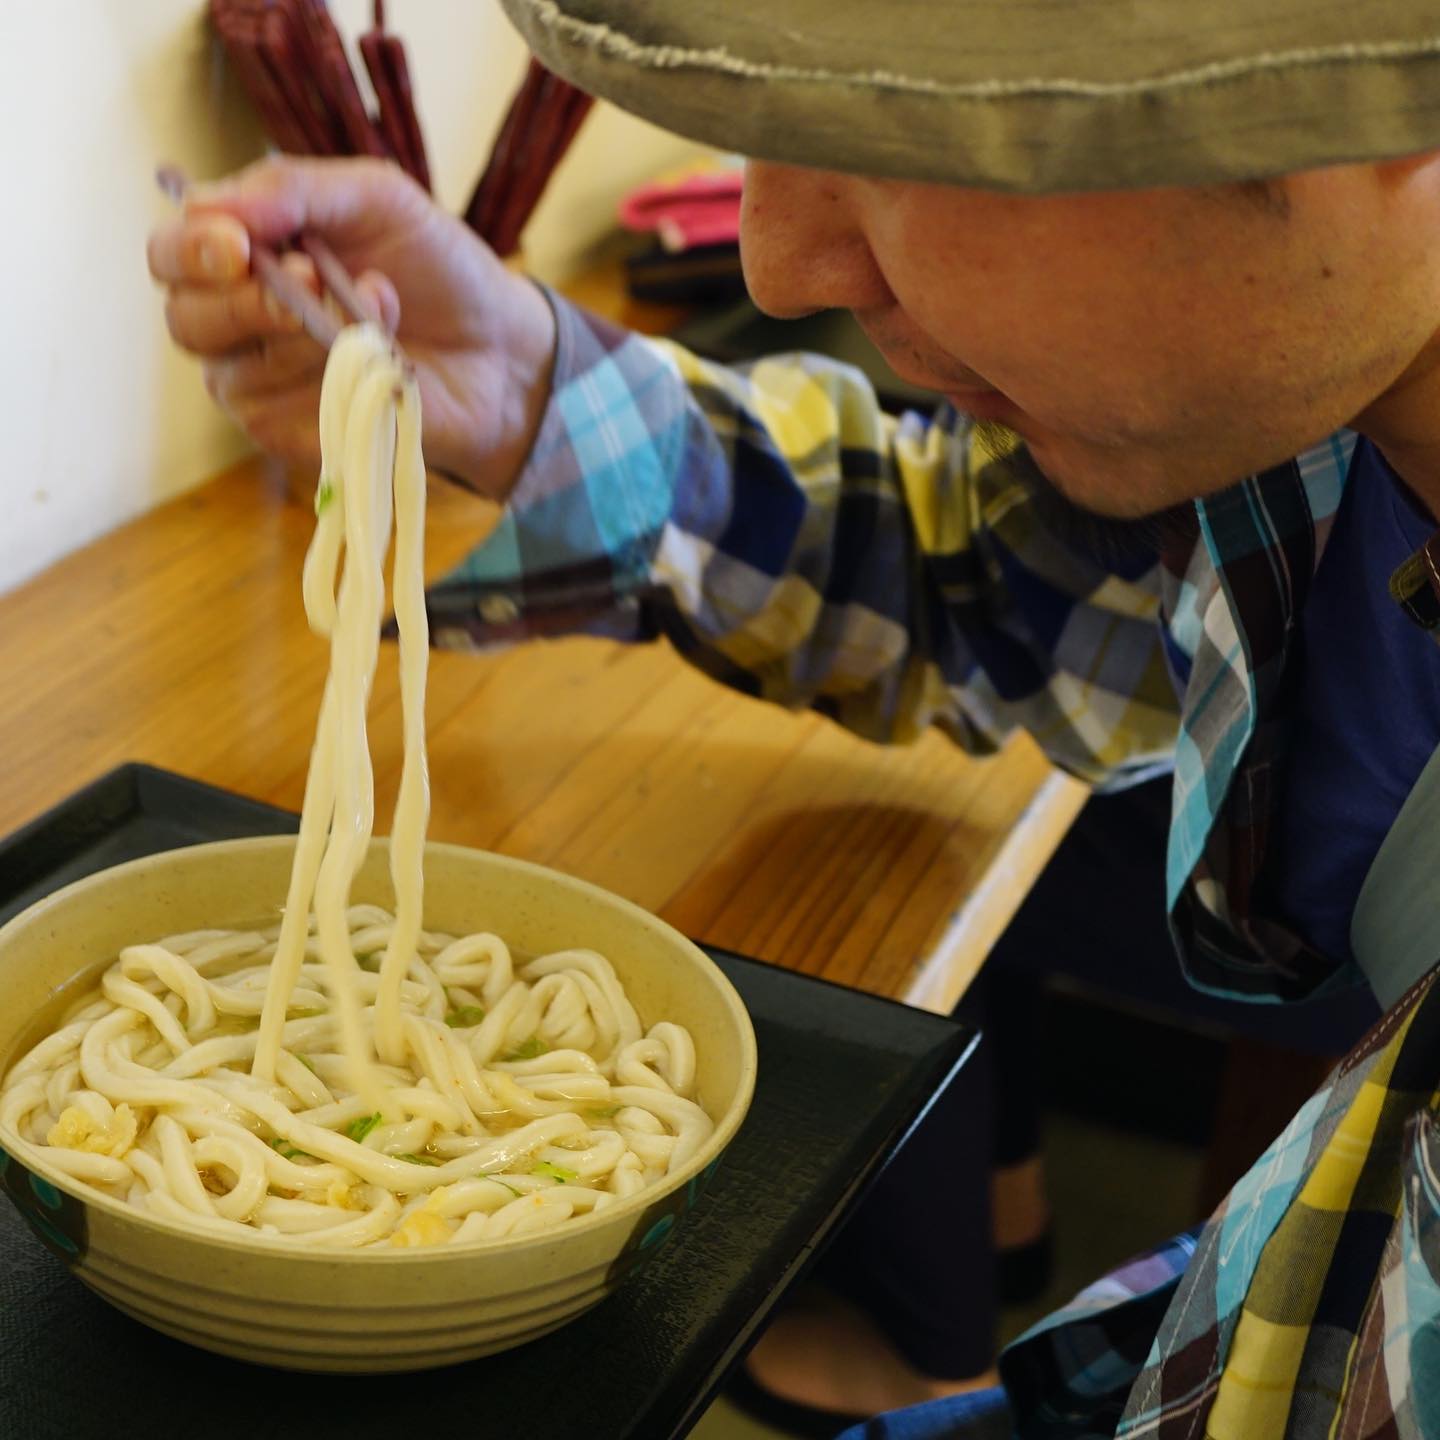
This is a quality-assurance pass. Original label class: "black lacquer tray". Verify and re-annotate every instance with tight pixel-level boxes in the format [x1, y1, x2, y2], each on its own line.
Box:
[0, 765, 975, 1440]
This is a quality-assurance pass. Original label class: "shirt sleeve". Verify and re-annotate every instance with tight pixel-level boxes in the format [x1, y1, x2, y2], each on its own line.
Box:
[425, 290, 1181, 787]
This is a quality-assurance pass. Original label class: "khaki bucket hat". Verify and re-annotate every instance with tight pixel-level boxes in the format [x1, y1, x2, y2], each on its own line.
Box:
[500, 0, 1440, 193]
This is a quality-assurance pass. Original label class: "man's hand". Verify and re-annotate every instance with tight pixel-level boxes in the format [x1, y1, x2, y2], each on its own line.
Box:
[147, 155, 556, 499]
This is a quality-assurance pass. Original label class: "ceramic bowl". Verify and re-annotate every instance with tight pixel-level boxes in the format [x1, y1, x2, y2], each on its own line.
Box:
[0, 837, 757, 1372]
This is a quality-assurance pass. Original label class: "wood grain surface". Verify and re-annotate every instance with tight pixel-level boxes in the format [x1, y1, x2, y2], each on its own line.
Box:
[0, 264, 1086, 1008]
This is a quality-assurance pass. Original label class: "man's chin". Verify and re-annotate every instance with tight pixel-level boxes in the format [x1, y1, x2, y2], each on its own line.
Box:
[980, 427, 1196, 559]
[1036, 468, 1172, 522]
[999, 427, 1185, 520]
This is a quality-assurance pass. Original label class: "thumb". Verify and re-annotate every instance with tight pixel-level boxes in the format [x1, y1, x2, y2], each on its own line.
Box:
[187, 155, 426, 248]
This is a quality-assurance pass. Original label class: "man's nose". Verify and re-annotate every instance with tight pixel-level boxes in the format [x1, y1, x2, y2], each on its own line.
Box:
[740, 161, 892, 319]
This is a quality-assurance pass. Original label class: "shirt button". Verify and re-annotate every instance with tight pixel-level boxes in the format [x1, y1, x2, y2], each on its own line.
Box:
[477, 593, 519, 624]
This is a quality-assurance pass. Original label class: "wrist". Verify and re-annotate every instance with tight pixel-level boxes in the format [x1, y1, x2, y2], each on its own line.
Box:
[429, 275, 557, 499]
[500, 276, 560, 482]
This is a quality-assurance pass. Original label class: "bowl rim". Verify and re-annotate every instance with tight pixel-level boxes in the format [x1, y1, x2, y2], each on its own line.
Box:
[0, 834, 758, 1264]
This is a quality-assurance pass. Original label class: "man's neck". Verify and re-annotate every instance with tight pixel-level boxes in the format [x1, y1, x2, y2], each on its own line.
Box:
[1355, 332, 1440, 522]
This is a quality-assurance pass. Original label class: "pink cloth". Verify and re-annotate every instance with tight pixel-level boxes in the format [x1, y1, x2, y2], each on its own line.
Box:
[619, 170, 743, 251]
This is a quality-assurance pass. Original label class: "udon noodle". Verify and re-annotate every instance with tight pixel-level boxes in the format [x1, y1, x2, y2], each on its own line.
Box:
[0, 324, 711, 1247]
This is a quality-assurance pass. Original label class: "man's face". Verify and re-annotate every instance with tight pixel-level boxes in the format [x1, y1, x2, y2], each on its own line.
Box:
[740, 159, 1440, 516]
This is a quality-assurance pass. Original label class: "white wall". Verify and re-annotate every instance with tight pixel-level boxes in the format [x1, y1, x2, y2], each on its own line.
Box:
[0, 2, 708, 595]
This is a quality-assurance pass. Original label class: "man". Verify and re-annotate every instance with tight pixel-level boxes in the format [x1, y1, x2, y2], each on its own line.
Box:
[148, 2, 1440, 1434]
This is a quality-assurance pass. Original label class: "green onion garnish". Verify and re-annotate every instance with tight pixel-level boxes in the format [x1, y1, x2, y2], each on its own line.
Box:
[345, 1112, 383, 1144]
[504, 1036, 548, 1062]
[531, 1161, 578, 1184]
[444, 1006, 486, 1028]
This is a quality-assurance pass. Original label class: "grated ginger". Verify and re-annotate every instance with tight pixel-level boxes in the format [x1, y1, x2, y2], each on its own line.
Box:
[47, 1103, 140, 1158]
[325, 1179, 358, 1210]
[389, 1209, 453, 1248]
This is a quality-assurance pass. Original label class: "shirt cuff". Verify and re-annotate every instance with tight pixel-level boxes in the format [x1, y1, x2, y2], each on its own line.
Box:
[424, 286, 693, 650]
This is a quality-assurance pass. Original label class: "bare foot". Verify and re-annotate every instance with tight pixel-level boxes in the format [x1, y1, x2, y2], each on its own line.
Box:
[992, 1154, 1049, 1251]
[746, 1289, 1000, 1417]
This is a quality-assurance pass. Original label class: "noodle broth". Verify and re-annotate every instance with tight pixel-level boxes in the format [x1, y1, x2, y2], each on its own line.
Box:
[2, 886, 722, 1248]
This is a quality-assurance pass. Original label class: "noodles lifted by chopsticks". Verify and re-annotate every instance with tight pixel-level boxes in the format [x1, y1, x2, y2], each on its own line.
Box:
[252, 323, 428, 1111]
[0, 325, 711, 1248]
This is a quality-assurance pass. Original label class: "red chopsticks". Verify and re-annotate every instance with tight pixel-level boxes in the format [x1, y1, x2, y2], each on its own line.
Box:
[209, 0, 431, 188]
[359, 1, 431, 192]
[463, 58, 595, 258]
[209, 2, 592, 259]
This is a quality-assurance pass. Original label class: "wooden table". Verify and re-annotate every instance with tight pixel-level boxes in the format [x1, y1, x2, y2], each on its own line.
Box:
[0, 270, 1087, 1014]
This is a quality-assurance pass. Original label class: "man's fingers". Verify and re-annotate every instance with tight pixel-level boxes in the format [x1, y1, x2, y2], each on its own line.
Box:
[165, 253, 319, 357]
[200, 274, 395, 405]
[203, 332, 327, 407]
[211, 380, 325, 471]
[147, 214, 250, 286]
[186, 154, 426, 248]
[235, 403, 325, 473]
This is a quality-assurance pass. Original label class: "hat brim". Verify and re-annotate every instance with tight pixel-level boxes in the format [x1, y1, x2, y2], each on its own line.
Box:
[501, 0, 1440, 192]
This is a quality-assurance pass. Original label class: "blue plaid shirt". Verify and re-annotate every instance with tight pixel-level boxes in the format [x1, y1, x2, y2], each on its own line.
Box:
[434, 293, 1364, 1006]
[429, 293, 1438, 1436]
